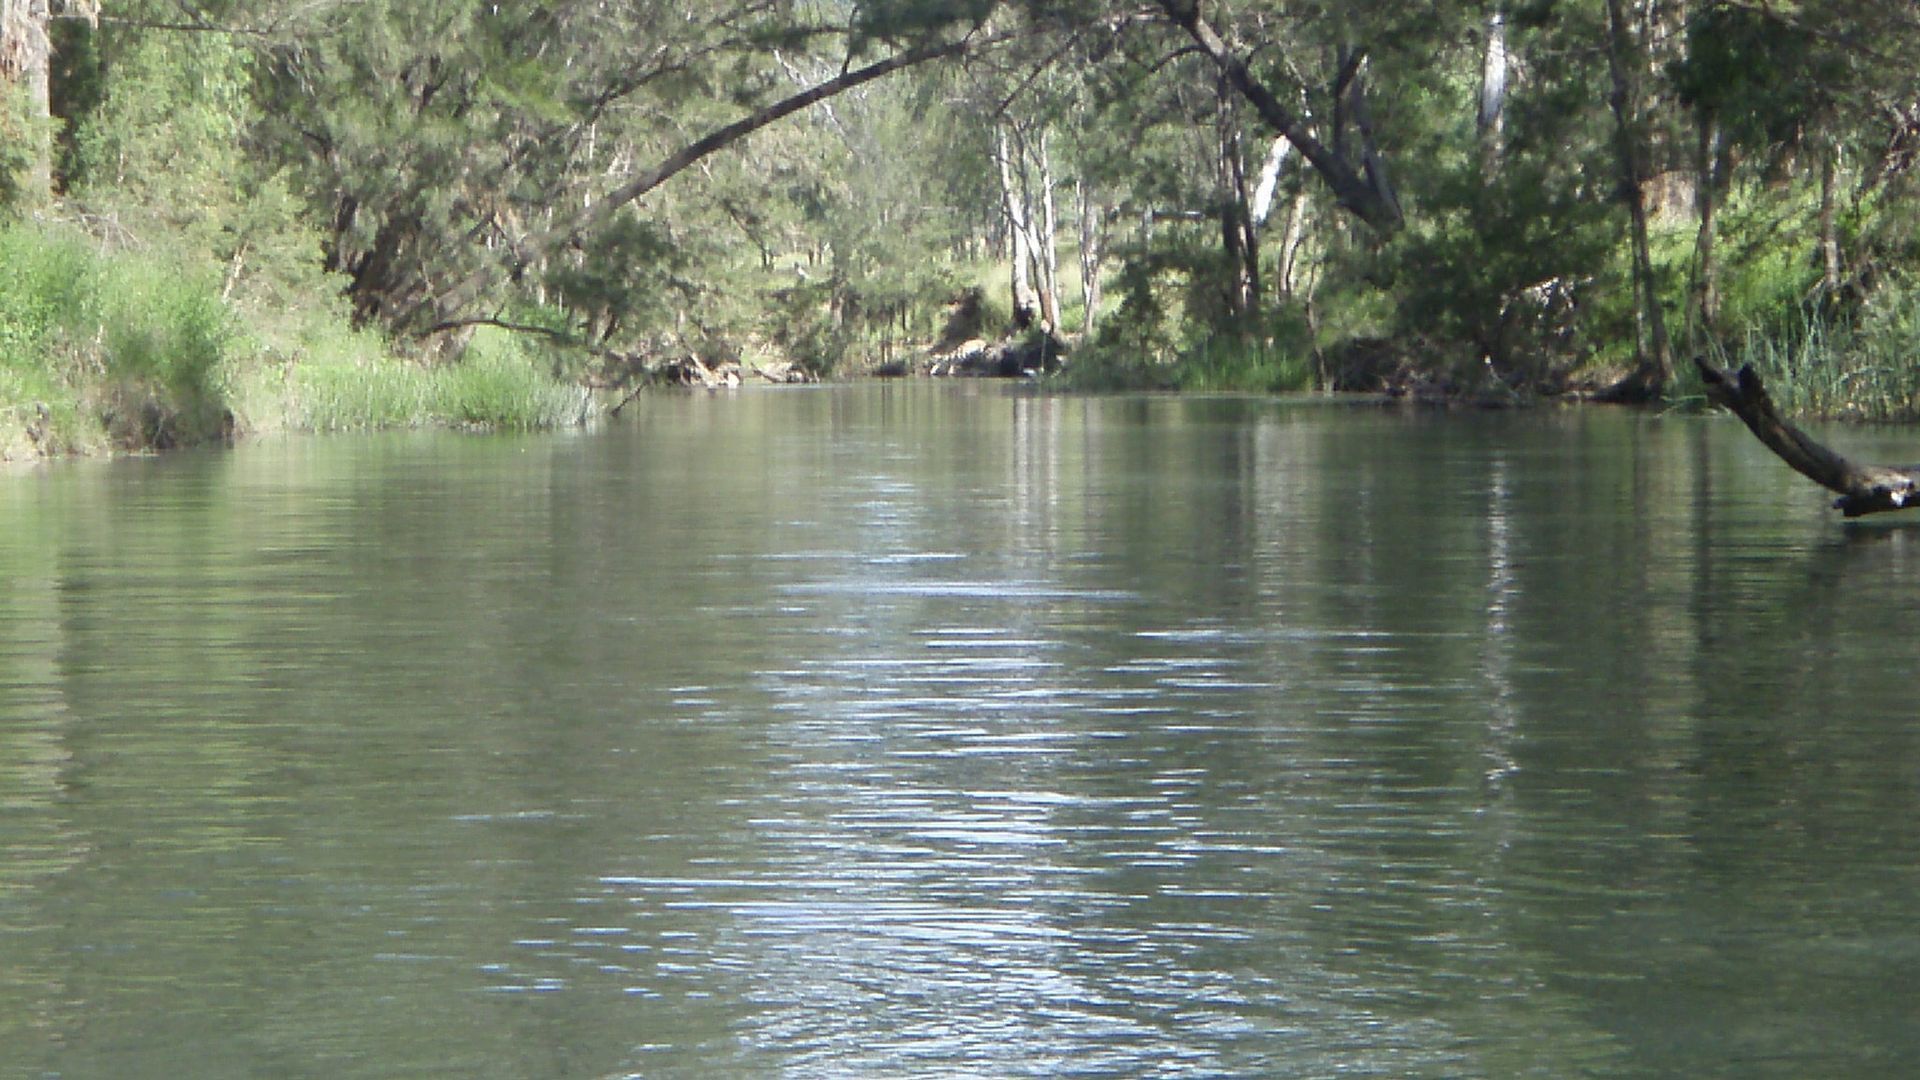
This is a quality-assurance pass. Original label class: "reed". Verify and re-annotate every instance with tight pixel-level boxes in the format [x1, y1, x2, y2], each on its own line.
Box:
[1716, 311, 1920, 422]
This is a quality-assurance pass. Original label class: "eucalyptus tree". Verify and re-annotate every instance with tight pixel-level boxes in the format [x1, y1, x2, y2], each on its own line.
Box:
[0, 0, 64, 207]
[254, 0, 767, 335]
[242, 0, 1012, 351]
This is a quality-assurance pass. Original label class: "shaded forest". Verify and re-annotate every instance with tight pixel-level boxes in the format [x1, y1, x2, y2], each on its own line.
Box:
[7, 0, 1920, 451]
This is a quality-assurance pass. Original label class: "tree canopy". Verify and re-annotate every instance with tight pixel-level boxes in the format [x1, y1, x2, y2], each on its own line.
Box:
[8, 0, 1920, 408]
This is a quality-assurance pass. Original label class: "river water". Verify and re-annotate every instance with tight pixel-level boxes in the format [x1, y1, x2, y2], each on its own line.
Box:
[2, 384, 1918, 1077]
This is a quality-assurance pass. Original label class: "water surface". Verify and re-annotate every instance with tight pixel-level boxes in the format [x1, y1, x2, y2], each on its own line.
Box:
[3, 385, 1918, 1077]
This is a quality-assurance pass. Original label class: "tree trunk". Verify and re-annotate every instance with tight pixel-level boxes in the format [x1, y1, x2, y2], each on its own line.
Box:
[1279, 190, 1309, 298]
[1035, 128, 1061, 332]
[1217, 85, 1259, 317]
[0, 0, 52, 205]
[1341, 51, 1400, 224]
[1602, 0, 1673, 399]
[1477, 5, 1508, 177]
[994, 124, 1042, 330]
[1158, 0, 1401, 236]
[1248, 136, 1290, 229]
[1690, 114, 1726, 338]
[1818, 137, 1842, 296]
[1697, 357, 1920, 517]
[1076, 178, 1104, 338]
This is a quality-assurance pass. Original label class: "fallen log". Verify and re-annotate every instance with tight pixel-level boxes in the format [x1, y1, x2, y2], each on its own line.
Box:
[1695, 356, 1920, 517]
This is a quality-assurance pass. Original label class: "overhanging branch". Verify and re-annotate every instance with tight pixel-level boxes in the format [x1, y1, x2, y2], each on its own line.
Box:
[419, 27, 1025, 331]
[422, 316, 576, 342]
[1155, 0, 1401, 236]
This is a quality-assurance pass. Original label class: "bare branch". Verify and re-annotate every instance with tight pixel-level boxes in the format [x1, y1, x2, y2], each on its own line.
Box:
[1697, 356, 1920, 517]
[422, 316, 576, 342]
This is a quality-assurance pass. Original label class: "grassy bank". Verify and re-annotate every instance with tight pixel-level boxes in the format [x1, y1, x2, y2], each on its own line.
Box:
[1063, 332, 1314, 393]
[1699, 313, 1920, 421]
[0, 221, 588, 460]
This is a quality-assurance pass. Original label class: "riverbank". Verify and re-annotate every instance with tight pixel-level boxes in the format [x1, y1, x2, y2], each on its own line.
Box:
[7, 214, 1914, 468]
[0, 221, 588, 462]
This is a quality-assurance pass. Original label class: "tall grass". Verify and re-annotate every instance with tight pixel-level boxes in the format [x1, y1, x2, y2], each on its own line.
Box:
[0, 222, 229, 453]
[1, 221, 591, 457]
[1062, 334, 1314, 393]
[1172, 335, 1313, 393]
[1712, 309, 1920, 422]
[436, 329, 591, 429]
[239, 324, 588, 434]
[242, 324, 439, 433]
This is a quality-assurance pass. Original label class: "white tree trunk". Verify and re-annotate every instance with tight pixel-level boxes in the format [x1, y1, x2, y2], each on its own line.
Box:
[1478, 8, 1508, 141]
[1, 0, 52, 203]
[1279, 191, 1308, 297]
[1076, 178, 1104, 337]
[993, 124, 1041, 329]
[1035, 128, 1060, 332]
[1249, 136, 1291, 229]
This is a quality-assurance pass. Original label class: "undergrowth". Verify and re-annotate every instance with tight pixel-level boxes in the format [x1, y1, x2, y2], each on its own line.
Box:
[0, 220, 590, 459]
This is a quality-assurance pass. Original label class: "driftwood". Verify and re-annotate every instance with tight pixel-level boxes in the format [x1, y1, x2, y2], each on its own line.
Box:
[1695, 356, 1920, 517]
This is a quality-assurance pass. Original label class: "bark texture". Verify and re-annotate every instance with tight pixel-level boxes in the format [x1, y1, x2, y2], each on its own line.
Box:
[994, 124, 1042, 329]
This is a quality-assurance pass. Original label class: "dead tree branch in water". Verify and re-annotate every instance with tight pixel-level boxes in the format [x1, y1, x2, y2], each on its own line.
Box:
[1696, 356, 1920, 517]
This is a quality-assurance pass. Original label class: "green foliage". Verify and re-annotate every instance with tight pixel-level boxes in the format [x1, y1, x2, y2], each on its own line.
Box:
[244, 323, 427, 433]
[0, 221, 233, 449]
[1072, 244, 1313, 393]
[1717, 311, 1920, 422]
[0, 225, 94, 350]
[95, 257, 236, 444]
[7, 0, 1920, 435]
[1672, 6, 1844, 152]
[1713, 231, 1822, 339]
[1089, 244, 1185, 364]
[68, 18, 251, 238]
[241, 323, 586, 434]
[544, 215, 690, 348]
[442, 329, 590, 429]
[1171, 331, 1313, 394]
[765, 278, 851, 376]
[1389, 164, 1617, 385]
[0, 219, 586, 454]
[0, 85, 39, 213]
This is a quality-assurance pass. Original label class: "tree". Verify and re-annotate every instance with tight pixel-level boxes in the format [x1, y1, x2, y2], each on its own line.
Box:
[243, 0, 1024, 348]
[18, 0, 1920, 409]
[1599, 0, 1674, 400]
[0, 0, 54, 207]
[1153, 0, 1403, 237]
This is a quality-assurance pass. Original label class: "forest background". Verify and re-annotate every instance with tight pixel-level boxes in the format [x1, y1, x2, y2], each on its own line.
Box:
[4, 0, 1920, 455]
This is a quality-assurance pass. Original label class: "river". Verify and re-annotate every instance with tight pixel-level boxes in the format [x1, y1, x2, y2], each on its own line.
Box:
[3, 384, 1918, 1077]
